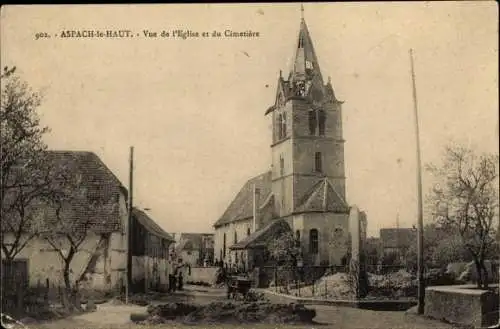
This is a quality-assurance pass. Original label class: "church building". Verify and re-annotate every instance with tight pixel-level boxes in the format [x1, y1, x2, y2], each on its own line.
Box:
[213, 10, 366, 268]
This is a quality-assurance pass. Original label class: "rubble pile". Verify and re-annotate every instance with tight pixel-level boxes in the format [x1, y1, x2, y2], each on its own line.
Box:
[368, 270, 415, 289]
[146, 302, 199, 320]
[244, 290, 269, 302]
[134, 301, 316, 325]
[288, 273, 353, 299]
[116, 292, 171, 306]
[287, 270, 419, 300]
[185, 301, 316, 325]
[367, 270, 417, 299]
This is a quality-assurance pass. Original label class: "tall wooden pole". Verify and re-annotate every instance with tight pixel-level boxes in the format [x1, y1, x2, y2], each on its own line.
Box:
[409, 49, 425, 314]
[126, 146, 134, 304]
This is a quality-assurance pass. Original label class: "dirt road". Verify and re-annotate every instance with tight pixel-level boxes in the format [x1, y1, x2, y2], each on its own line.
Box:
[29, 285, 459, 329]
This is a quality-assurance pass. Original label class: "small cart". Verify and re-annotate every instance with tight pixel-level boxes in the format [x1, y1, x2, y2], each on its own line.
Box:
[226, 275, 253, 300]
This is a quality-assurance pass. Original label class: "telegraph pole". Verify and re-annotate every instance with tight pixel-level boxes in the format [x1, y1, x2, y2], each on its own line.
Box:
[409, 49, 425, 314]
[126, 146, 134, 304]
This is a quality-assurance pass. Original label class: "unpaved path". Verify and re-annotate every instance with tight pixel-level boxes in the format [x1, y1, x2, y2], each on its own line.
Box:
[72, 302, 147, 325]
[30, 285, 459, 329]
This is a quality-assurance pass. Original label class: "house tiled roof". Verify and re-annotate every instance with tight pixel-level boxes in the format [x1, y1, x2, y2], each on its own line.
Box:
[2, 151, 126, 234]
[296, 178, 349, 213]
[230, 219, 291, 250]
[213, 171, 272, 228]
[132, 208, 174, 242]
[380, 228, 416, 249]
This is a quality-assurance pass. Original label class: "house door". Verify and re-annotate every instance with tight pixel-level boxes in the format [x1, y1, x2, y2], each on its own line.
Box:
[1, 259, 29, 313]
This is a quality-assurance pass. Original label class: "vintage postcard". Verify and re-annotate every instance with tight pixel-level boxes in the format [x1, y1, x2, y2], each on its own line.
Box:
[1, 3, 498, 329]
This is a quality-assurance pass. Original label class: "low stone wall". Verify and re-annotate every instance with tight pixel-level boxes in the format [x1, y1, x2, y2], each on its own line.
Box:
[186, 267, 219, 285]
[260, 289, 416, 311]
[424, 285, 499, 328]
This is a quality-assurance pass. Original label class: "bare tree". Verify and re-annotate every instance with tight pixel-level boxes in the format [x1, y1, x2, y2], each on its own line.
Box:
[1, 66, 51, 261]
[39, 171, 117, 310]
[0, 163, 55, 261]
[427, 144, 499, 289]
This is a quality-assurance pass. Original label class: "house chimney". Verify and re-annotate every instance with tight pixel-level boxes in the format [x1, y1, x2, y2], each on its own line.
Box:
[253, 184, 261, 232]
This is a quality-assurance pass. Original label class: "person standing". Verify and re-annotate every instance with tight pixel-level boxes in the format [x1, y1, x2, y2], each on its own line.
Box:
[172, 266, 178, 292]
[168, 264, 175, 293]
[177, 265, 184, 291]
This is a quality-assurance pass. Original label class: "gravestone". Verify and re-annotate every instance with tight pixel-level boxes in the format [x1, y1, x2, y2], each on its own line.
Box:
[349, 205, 368, 299]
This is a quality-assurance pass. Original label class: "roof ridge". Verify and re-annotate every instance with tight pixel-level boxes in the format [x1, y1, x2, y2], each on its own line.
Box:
[259, 192, 274, 210]
[296, 178, 324, 209]
[132, 207, 174, 241]
[45, 150, 95, 154]
[86, 152, 126, 190]
[324, 178, 348, 206]
[214, 170, 273, 228]
[246, 170, 272, 184]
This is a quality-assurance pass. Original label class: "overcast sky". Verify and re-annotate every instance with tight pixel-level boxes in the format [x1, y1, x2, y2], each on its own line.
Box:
[1, 3, 498, 237]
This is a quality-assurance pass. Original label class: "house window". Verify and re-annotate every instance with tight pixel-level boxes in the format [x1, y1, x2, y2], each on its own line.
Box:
[309, 229, 319, 254]
[223, 233, 227, 258]
[247, 227, 251, 236]
[315, 152, 322, 172]
[279, 155, 284, 176]
[295, 230, 301, 247]
[308, 110, 317, 135]
[234, 231, 238, 244]
[318, 110, 326, 135]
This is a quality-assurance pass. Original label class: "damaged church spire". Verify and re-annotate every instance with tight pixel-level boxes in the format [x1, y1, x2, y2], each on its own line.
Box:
[288, 5, 325, 100]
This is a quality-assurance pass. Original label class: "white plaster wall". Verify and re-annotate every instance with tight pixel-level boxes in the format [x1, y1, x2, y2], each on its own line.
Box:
[1, 232, 115, 289]
[214, 218, 252, 264]
[294, 212, 349, 266]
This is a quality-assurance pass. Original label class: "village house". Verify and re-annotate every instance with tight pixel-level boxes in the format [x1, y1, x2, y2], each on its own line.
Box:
[213, 14, 368, 269]
[129, 208, 175, 292]
[169, 233, 215, 266]
[1, 150, 176, 298]
[1, 151, 129, 294]
[379, 228, 417, 260]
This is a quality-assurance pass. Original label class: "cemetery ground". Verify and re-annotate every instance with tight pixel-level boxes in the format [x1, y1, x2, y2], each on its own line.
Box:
[24, 284, 467, 329]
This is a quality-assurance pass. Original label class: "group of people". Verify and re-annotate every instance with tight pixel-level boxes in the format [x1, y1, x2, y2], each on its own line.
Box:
[213, 258, 247, 274]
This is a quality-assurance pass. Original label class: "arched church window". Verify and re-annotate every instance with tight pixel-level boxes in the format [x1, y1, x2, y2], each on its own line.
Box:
[247, 227, 251, 236]
[298, 35, 304, 49]
[309, 229, 319, 254]
[308, 110, 317, 135]
[295, 230, 301, 247]
[281, 112, 287, 138]
[277, 114, 283, 140]
[315, 152, 322, 173]
[234, 231, 238, 244]
[318, 109, 326, 135]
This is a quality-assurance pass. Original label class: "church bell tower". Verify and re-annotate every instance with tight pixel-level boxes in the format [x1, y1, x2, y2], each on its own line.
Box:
[265, 8, 346, 217]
